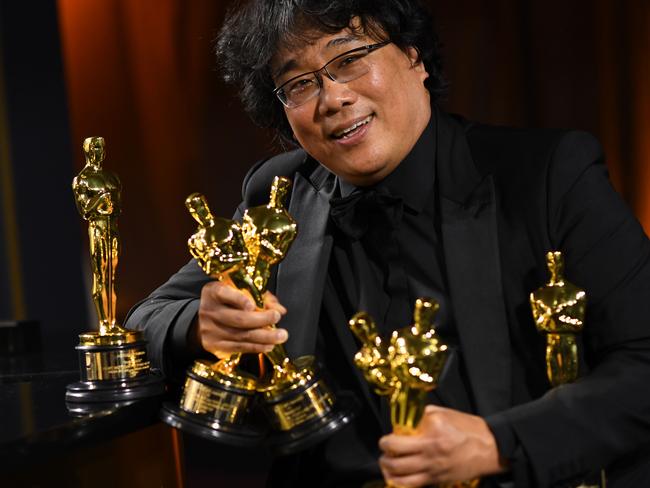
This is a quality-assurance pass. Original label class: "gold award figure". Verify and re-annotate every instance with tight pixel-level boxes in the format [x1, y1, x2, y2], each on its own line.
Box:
[172, 192, 261, 442]
[241, 177, 297, 302]
[530, 251, 586, 386]
[73, 137, 122, 335]
[188, 179, 297, 375]
[238, 177, 300, 381]
[350, 299, 448, 434]
[348, 312, 395, 398]
[164, 177, 354, 452]
[238, 179, 302, 385]
[242, 179, 353, 454]
[530, 251, 604, 488]
[66, 137, 163, 410]
[186, 192, 254, 375]
[350, 299, 478, 488]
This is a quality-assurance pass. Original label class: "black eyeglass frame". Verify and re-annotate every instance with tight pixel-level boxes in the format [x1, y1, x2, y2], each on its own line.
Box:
[272, 40, 391, 108]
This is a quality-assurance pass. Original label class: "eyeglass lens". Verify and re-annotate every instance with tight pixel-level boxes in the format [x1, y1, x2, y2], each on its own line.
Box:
[278, 46, 378, 107]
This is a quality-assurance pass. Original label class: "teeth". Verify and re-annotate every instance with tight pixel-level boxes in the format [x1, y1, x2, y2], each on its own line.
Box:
[334, 115, 372, 138]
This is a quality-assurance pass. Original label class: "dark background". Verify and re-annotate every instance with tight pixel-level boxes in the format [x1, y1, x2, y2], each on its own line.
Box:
[0, 0, 648, 383]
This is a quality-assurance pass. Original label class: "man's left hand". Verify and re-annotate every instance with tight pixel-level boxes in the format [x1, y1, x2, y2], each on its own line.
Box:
[378, 405, 509, 487]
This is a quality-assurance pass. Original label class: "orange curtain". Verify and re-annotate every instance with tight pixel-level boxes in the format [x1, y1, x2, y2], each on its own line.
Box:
[436, 0, 650, 232]
[58, 0, 650, 317]
[58, 0, 225, 317]
[626, 3, 650, 232]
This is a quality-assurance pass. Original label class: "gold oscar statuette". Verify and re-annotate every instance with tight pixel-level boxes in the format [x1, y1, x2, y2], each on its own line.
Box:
[530, 251, 585, 386]
[160, 192, 263, 446]
[161, 176, 355, 452]
[66, 137, 164, 413]
[248, 178, 355, 454]
[350, 298, 479, 488]
[530, 251, 605, 488]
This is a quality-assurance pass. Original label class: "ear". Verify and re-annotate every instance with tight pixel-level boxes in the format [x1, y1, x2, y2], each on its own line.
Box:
[406, 46, 429, 82]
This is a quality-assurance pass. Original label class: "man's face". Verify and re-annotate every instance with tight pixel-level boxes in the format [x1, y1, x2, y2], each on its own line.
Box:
[272, 27, 431, 186]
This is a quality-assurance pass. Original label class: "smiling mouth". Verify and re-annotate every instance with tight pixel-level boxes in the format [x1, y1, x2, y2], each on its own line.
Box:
[331, 115, 374, 140]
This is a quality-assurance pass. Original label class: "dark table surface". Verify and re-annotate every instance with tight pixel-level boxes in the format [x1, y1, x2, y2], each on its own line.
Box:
[0, 324, 266, 487]
[0, 360, 163, 470]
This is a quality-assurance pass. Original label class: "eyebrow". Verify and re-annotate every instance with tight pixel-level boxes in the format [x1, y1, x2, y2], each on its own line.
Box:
[325, 34, 359, 49]
[272, 34, 361, 82]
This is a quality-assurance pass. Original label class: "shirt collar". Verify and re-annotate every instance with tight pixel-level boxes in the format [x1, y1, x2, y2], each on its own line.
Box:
[338, 115, 436, 213]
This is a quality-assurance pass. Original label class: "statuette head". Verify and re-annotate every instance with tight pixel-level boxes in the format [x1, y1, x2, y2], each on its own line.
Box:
[186, 193, 249, 277]
[83, 137, 106, 167]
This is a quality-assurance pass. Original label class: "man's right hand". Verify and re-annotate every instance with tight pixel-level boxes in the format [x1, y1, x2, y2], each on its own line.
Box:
[190, 280, 288, 358]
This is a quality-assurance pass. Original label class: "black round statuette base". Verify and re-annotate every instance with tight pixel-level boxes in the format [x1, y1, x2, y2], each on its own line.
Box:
[266, 391, 358, 456]
[65, 337, 165, 405]
[66, 398, 140, 417]
[160, 401, 265, 448]
[65, 372, 165, 404]
[159, 360, 265, 448]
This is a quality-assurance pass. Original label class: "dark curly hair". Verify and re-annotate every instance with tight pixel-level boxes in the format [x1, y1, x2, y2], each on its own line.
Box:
[216, 0, 446, 146]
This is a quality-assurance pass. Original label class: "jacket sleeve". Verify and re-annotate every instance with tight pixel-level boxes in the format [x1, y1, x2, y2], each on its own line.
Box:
[496, 131, 650, 486]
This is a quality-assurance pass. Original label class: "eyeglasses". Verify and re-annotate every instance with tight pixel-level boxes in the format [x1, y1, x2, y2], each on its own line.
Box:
[273, 41, 390, 108]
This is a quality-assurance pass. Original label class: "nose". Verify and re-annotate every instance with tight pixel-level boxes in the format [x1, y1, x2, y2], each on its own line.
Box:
[316, 75, 358, 116]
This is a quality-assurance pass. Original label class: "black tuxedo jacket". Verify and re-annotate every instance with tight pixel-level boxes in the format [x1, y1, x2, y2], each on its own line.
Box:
[126, 109, 650, 487]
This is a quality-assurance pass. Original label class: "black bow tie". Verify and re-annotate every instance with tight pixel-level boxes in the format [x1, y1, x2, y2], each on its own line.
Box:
[330, 188, 403, 240]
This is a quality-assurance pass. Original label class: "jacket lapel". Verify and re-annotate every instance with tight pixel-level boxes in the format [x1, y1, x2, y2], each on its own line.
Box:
[275, 110, 512, 417]
[275, 162, 336, 359]
[320, 272, 392, 432]
[437, 110, 512, 416]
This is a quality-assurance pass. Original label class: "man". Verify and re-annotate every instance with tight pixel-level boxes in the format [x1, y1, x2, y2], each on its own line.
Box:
[126, 1, 650, 486]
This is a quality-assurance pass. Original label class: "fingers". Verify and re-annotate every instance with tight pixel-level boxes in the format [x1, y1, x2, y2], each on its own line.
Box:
[209, 340, 276, 355]
[203, 282, 288, 315]
[378, 407, 507, 485]
[200, 319, 288, 345]
[379, 436, 447, 488]
[203, 281, 256, 311]
[423, 404, 446, 415]
[379, 434, 428, 457]
[264, 291, 288, 315]
[203, 306, 282, 330]
[380, 450, 440, 488]
[196, 281, 289, 356]
[380, 452, 429, 477]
